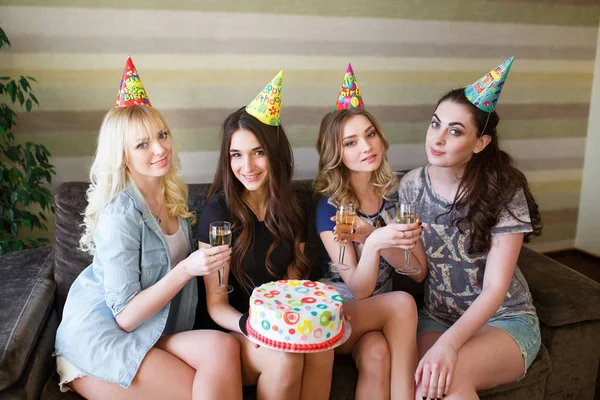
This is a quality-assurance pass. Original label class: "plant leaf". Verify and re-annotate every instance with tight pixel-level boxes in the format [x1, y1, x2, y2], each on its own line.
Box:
[7, 81, 17, 103]
[17, 90, 25, 106]
[0, 27, 10, 48]
[10, 190, 18, 205]
[29, 93, 39, 105]
[19, 76, 31, 92]
[26, 98, 32, 112]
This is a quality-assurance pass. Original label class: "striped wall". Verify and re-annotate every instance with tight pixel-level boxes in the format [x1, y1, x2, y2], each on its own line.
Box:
[1, 1, 598, 251]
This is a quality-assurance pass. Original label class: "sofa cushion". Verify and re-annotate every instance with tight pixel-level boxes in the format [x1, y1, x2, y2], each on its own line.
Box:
[0, 246, 55, 390]
[519, 246, 600, 326]
[53, 183, 93, 319]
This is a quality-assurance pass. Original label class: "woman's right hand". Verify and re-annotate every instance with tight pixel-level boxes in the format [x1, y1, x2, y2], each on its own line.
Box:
[366, 222, 421, 251]
[183, 242, 232, 277]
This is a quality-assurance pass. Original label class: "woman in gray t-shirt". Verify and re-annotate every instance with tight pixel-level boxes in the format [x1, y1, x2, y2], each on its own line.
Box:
[404, 87, 543, 400]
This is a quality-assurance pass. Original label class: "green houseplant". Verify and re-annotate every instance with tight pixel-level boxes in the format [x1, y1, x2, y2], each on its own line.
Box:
[0, 25, 55, 255]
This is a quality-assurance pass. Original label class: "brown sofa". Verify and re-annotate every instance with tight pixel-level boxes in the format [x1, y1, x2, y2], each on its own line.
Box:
[1, 180, 599, 399]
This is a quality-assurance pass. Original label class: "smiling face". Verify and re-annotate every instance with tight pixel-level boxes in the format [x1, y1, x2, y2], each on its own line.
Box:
[229, 128, 270, 193]
[340, 114, 383, 174]
[426, 100, 491, 169]
[126, 122, 172, 183]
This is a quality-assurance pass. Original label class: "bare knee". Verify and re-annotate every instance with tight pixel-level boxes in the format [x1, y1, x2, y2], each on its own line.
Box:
[386, 291, 418, 323]
[355, 336, 390, 376]
[207, 333, 240, 366]
[269, 351, 304, 386]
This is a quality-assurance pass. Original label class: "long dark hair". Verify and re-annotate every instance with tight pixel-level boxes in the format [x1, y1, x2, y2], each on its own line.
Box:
[436, 89, 543, 255]
[207, 107, 311, 292]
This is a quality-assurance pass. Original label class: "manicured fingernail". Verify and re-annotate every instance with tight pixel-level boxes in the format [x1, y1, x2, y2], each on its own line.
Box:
[419, 222, 422, 226]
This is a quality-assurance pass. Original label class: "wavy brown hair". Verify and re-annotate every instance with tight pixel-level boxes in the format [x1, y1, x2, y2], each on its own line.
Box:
[207, 108, 311, 293]
[313, 108, 399, 207]
[436, 89, 543, 255]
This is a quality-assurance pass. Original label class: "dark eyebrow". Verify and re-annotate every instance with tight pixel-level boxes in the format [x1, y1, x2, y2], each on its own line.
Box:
[229, 146, 263, 153]
[432, 114, 465, 128]
[342, 134, 357, 140]
[364, 124, 375, 132]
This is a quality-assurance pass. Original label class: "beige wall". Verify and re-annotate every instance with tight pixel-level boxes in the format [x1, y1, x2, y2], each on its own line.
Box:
[576, 23, 600, 256]
[1, 1, 599, 251]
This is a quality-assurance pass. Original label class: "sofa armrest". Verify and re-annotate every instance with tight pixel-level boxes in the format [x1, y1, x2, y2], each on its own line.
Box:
[519, 246, 600, 327]
[0, 246, 55, 390]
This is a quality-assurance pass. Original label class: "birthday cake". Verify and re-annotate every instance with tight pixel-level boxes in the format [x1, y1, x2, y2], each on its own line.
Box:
[246, 280, 346, 351]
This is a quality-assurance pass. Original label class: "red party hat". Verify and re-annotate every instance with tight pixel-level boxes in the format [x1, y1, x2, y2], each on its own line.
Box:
[115, 56, 152, 108]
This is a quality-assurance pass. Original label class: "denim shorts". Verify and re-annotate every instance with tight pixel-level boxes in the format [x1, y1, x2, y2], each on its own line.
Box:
[417, 308, 541, 378]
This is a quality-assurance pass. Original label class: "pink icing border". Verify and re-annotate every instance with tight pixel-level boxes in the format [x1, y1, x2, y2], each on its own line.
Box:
[246, 319, 345, 351]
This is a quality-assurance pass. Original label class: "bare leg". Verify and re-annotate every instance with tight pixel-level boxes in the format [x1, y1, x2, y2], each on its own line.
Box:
[156, 331, 243, 399]
[299, 350, 335, 400]
[231, 332, 304, 400]
[353, 331, 390, 400]
[70, 330, 242, 400]
[416, 326, 524, 400]
[338, 292, 418, 400]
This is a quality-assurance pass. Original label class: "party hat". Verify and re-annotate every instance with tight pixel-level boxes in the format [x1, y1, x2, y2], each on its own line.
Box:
[115, 56, 152, 107]
[334, 63, 365, 111]
[245, 70, 284, 126]
[464, 56, 514, 113]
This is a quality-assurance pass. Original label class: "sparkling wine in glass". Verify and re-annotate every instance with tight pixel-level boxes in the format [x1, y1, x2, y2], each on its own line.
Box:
[209, 221, 234, 294]
[394, 202, 421, 275]
[332, 203, 356, 272]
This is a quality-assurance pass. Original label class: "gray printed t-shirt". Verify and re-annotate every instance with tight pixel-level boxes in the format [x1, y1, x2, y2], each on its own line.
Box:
[399, 166, 537, 325]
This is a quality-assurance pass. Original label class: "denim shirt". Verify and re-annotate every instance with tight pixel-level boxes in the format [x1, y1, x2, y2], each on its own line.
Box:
[54, 182, 198, 388]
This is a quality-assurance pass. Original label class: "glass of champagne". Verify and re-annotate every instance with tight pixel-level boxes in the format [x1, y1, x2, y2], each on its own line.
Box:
[332, 203, 356, 271]
[209, 221, 234, 294]
[394, 202, 421, 275]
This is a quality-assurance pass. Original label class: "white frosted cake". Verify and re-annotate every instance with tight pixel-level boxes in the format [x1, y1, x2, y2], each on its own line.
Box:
[246, 280, 346, 351]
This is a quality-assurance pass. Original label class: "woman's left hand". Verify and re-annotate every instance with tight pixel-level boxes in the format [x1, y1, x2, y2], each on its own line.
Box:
[415, 341, 458, 399]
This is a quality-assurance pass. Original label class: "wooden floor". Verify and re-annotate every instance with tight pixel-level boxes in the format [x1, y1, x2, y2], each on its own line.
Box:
[544, 248, 600, 400]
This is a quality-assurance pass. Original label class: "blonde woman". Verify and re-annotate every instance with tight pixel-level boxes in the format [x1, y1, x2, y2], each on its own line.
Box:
[54, 105, 242, 399]
[314, 107, 425, 399]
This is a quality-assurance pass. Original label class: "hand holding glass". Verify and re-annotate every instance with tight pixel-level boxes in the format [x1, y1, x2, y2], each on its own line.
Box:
[394, 202, 421, 275]
[332, 203, 356, 271]
[209, 221, 234, 294]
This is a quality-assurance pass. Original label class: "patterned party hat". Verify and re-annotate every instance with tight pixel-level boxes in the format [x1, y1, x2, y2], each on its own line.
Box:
[464, 56, 514, 113]
[115, 56, 152, 107]
[245, 70, 283, 126]
[334, 63, 365, 111]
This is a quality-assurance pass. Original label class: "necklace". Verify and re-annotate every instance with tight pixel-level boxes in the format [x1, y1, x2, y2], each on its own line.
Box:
[360, 198, 383, 228]
[149, 200, 164, 224]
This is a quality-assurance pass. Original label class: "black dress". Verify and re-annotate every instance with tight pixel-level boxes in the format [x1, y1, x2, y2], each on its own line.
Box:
[194, 194, 306, 313]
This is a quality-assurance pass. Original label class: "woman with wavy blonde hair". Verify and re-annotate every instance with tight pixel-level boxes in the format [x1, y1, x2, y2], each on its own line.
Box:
[54, 58, 242, 400]
[313, 64, 424, 400]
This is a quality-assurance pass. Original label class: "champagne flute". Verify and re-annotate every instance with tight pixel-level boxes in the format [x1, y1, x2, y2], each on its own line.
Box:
[331, 203, 356, 272]
[209, 221, 234, 294]
[394, 202, 421, 275]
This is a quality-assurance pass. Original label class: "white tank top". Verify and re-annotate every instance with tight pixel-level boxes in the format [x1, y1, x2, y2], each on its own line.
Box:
[163, 221, 190, 268]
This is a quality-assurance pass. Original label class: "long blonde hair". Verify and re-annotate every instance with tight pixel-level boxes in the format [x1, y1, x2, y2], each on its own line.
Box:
[79, 106, 194, 254]
[313, 108, 398, 208]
